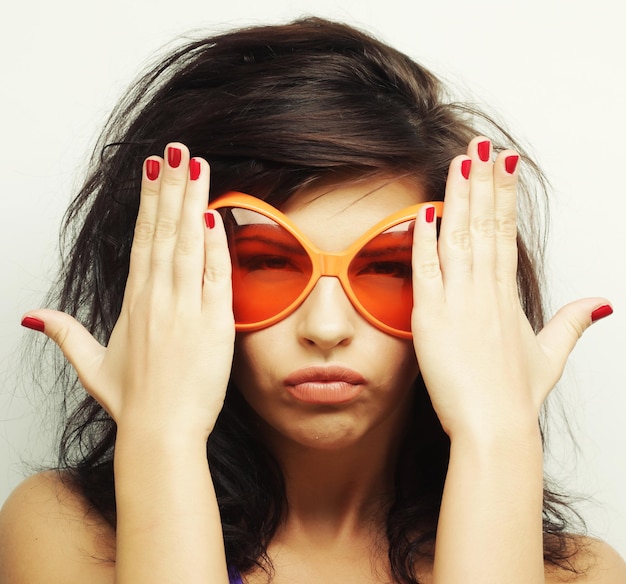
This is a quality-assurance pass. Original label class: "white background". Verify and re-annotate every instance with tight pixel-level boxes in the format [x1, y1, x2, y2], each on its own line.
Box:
[1, 0, 624, 558]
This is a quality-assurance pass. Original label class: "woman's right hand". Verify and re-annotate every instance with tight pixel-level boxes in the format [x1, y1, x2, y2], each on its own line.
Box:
[22, 143, 235, 441]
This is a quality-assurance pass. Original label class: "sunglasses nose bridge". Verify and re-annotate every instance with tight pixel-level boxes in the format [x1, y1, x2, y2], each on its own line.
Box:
[318, 253, 345, 278]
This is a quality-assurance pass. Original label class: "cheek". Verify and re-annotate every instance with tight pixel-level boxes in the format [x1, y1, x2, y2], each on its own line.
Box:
[383, 338, 419, 373]
[231, 330, 281, 394]
[232, 311, 299, 381]
[230, 332, 295, 434]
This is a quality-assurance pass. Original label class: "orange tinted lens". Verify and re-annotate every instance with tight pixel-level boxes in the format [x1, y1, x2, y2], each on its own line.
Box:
[348, 222, 414, 332]
[221, 208, 313, 325]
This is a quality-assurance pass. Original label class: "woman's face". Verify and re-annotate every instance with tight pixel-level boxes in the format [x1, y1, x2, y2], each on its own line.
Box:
[232, 178, 428, 451]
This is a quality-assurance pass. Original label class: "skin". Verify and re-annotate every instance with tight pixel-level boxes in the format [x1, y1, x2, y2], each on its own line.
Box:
[1, 140, 625, 583]
[232, 180, 425, 582]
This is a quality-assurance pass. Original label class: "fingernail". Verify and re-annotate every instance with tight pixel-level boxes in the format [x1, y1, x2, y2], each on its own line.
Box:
[168, 146, 182, 168]
[461, 159, 472, 179]
[189, 158, 201, 181]
[591, 304, 613, 323]
[21, 316, 45, 332]
[505, 155, 519, 174]
[146, 159, 160, 181]
[204, 210, 216, 229]
[425, 206, 435, 223]
[477, 140, 491, 162]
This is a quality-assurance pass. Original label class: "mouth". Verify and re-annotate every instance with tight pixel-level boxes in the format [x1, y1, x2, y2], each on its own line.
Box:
[283, 366, 367, 404]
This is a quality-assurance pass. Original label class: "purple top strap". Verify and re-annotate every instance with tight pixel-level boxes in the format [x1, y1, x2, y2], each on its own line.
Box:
[228, 567, 243, 584]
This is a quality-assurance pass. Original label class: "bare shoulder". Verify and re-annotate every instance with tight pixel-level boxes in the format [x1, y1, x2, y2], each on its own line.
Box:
[0, 471, 115, 584]
[546, 536, 626, 584]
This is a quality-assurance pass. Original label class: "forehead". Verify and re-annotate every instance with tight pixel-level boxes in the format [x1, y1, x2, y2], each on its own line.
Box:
[281, 178, 428, 250]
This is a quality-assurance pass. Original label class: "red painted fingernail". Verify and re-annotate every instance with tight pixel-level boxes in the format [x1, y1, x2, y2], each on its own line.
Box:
[146, 159, 160, 181]
[189, 158, 201, 181]
[591, 304, 613, 323]
[505, 155, 519, 174]
[168, 147, 182, 168]
[21, 316, 45, 332]
[477, 140, 491, 162]
[204, 210, 215, 229]
[425, 206, 435, 223]
[461, 159, 472, 179]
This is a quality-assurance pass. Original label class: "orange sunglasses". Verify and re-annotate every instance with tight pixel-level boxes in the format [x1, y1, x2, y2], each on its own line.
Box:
[208, 192, 443, 338]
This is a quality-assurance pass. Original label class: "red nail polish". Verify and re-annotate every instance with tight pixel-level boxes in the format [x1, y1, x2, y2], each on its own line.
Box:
[461, 159, 472, 179]
[168, 147, 182, 168]
[21, 316, 45, 332]
[204, 211, 215, 229]
[425, 206, 435, 223]
[505, 155, 519, 174]
[189, 158, 201, 181]
[477, 140, 491, 162]
[591, 304, 613, 323]
[146, 159, 160, 181]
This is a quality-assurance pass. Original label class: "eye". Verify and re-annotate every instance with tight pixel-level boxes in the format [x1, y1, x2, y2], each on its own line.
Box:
[230, 223, 311, 276]
[356, 260, 411, 278]
[242, 254, 301, 272]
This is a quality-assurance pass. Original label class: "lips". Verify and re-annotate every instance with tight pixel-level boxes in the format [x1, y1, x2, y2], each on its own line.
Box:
[283, 366, 367, 404]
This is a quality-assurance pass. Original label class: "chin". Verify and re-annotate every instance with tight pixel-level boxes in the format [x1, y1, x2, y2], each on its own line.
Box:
[292, 428, 362, 451]
[267, 411, 385, 453]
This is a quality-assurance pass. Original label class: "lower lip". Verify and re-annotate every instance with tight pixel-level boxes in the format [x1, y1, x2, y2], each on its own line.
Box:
[286, 381, 363, 404]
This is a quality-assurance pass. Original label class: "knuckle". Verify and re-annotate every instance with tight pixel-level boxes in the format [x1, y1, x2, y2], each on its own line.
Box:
[496, 216, 517, 239]
[141, 183, 160, 197]
[472, 172, 493, 186]
[563, 313, 585, 340]
[175, 233, 201, 256]
[50, 326, 71, 352]
[448, 228, 471, 250]
[498, 180, 517, 193]
[471, 216, 496, 237]
[133, 220, 156, 244]
[204, 264, 231, 284]
[413, 259, 440, 279]
[153, 218, 178, 240]
[160, 173, 185, 189]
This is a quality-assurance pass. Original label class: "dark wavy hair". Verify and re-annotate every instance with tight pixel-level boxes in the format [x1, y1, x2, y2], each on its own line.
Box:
[42, 17, 583, 583]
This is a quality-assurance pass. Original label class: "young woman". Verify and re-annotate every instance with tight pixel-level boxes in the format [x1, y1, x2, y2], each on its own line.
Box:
[0, 17, 624, 584]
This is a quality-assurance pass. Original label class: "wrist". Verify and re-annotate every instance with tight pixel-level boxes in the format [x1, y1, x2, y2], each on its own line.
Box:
[448, 418, 544, 462]
[115, 414, 212, 448]
[445, 404, 542, 445]
[114, 424, 209, 473]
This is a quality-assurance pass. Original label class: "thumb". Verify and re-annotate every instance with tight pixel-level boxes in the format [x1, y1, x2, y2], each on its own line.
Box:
[536, 298, 613, 369]
[21, 309, 106, 384]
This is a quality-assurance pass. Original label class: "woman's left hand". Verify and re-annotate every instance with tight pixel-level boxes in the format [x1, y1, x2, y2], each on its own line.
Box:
[410, 136, 611, 441]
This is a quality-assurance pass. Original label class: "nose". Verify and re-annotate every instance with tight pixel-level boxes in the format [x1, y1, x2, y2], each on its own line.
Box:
[295, 276, 356, 351]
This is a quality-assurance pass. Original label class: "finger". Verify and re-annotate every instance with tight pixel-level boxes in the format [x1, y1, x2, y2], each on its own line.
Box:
[201, 210, 235, 329]
[173, 157, 211, 302]
[466, 137, 497, 280]
[436, 154, 472, 287]
[126, 156, 163, 299]
[536, 298, 613, 382]
[493, 150, 520, 292]
[412, 203, 444, 320]
[150, 143, 191, 278]
[21, 309, 106, 398]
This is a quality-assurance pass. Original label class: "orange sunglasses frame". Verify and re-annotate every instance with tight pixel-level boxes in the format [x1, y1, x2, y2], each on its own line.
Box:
[208, 192, 444, 339]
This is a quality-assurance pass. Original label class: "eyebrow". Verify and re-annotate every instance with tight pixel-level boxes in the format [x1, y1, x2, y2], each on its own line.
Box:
[233, 226, 308, 256]
[234, 226, 414, 257]
[355, 233, 413, 257]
